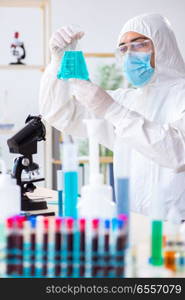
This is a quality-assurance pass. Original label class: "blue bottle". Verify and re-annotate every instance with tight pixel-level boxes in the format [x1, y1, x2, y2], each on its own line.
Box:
[62, 136, 78, 219]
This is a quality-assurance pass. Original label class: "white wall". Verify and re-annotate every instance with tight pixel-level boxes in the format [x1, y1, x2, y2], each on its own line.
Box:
[51, 0, 185, 58]
[0, 6, 44, 175]
[0, 69, 44, 174]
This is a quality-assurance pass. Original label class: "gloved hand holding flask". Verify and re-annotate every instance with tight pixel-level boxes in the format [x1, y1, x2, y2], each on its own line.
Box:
[49, 25, 85, 65]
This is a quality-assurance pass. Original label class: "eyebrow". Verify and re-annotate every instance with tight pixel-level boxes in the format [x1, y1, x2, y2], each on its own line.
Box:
[119, 36, 148, 47]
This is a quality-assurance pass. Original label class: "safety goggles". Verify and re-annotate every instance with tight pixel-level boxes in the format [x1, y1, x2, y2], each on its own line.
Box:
[116, 39, 153, 56]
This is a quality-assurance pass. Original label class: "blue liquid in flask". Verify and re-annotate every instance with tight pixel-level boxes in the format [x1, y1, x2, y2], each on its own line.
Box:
[57, 51, 89, 80]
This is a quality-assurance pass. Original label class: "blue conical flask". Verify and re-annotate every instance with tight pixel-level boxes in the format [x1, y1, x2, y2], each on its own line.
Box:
[57, 50, 89, 81]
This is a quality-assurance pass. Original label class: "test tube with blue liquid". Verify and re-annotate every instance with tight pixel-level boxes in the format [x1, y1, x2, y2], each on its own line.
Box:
[62, 135, 78, 219]
[103, 219, 111, 277]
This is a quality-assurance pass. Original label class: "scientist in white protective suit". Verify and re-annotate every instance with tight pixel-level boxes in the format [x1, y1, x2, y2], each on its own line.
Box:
[39, 13, 185, 221]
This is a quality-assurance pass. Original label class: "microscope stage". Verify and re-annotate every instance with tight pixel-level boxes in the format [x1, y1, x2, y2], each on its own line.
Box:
[21, 208, 55, 217]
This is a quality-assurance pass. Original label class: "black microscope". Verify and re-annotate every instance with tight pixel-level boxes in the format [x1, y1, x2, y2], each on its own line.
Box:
[7, 115, 55, 216]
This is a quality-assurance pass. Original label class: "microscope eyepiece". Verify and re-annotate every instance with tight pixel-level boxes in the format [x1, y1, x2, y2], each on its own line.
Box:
[7, 115, 46, 155]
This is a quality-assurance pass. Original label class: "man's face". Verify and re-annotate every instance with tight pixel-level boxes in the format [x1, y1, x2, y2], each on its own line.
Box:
[119, 31, 155, 68]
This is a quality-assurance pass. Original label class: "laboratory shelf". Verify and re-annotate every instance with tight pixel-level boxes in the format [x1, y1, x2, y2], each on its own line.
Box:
[0, 65, 45, 71]
[0, 129, 17, 135]
[53, 156, 113, 165]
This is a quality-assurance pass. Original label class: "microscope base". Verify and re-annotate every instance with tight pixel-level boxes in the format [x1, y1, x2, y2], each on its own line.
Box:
[21, 195, 55, 217]
[21, 195, 48, 211]
[20, 208, 55, 217]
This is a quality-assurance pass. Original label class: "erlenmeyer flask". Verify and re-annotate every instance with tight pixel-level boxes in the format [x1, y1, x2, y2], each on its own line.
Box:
[57, 24, 89, 81]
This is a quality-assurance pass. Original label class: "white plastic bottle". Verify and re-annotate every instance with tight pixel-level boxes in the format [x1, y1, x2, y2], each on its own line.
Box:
[164, 205, 182, 242]
[0, 160, 21, 221]
[78, 119, 116, 219]
[79, 172, 116, 219]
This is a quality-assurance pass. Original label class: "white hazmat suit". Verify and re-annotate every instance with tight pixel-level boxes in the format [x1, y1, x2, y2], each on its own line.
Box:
[39, 13, 185, 220]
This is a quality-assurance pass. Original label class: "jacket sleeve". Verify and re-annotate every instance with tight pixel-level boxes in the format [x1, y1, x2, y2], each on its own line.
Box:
[105, 101, 185, 172]
[39, 61, 115, 150]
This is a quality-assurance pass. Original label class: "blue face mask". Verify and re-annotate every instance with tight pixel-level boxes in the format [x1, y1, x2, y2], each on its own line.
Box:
[123, 52, 154, 87]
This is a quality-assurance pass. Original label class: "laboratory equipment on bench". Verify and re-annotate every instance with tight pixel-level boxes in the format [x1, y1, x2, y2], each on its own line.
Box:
[62, 135, 78, 219]
[10, 32, 26, 65]
[7, 115, 55, 217]
[116, 178, 129, 217]
[150, 220, 163, 266]
[1, 216, 127, 278]
[175, 241, 185, 273]
[150, 172, 164, 267]
[163, 206, 181, 272]
[57, 170, 63, 217]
